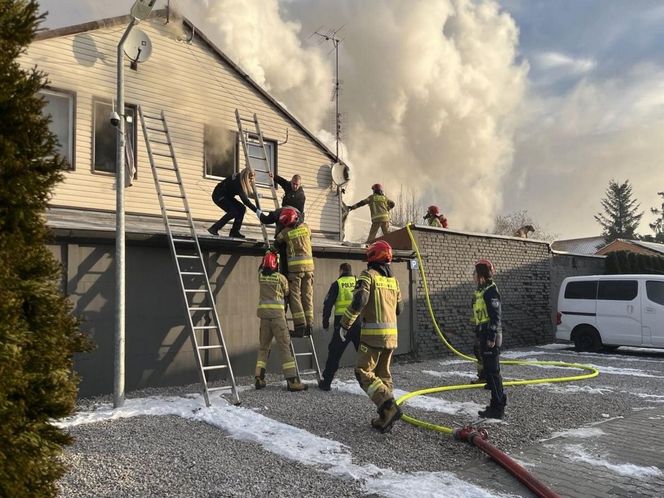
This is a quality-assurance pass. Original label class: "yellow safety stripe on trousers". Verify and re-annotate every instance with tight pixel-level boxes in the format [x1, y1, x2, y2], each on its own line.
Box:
[361, 328, 398, 336]
[256, 360, 267, 368]
[371, 214, 389, 222]
[396, 224, 600, 436]
[367, 378, 384, 397]
[282, 361, 296, 371]
[288, 257, 314, 267]
[292, 311, 305, 319]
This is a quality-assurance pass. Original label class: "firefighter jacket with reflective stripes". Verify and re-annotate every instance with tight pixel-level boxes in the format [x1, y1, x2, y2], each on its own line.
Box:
[426, 216, 443, 227]
[353, 194, 395, 222]
[257, 271, 289, 319]
[275, 223, 314, 273]
[341, 266, 402, 349]
[471, 281, 502, 343]
[323, 275, 357, 324]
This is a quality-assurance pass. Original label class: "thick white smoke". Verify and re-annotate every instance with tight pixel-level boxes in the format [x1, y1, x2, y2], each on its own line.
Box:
[179, 0, 528, 238]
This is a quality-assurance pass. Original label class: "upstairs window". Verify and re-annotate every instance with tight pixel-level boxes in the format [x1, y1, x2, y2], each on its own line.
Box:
[246, 136, 277, 186]
[93, 99, 136, 175]
[204, 125, 237, 179]
[40, 88, 75, 168]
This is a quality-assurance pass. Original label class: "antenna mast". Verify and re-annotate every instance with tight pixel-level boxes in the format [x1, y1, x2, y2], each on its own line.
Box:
[314, 27, 343, 161]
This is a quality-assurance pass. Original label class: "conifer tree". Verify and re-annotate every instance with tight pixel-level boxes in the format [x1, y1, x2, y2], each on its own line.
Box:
[594, 179, 643, 243]
[645, 191, 664, 243]
[0, 1, 90, 496]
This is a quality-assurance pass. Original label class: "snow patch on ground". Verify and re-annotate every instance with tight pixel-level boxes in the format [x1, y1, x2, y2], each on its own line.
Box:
[559, 444, 662, 478]
[57, 395, 514, 497]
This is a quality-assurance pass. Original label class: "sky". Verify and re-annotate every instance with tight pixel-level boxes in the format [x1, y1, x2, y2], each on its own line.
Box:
[37, 0, 664, 240]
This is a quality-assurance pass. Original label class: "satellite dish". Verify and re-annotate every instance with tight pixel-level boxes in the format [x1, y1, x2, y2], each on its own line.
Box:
[123, 29, 152, 64]
[331, 162, 350, 187]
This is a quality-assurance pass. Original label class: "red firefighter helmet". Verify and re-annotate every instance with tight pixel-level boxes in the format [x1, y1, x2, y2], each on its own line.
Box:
[427, 205, 440, 216]
[475, 258, 495, 277]
[367, 240, 393, 263]
[261, 250, 279, 271]
[371, 183, 383, 193]
[278, 207, 300, 227]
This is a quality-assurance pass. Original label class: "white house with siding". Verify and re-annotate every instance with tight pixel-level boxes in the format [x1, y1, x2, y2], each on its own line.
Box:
[25, 9, 342, 239]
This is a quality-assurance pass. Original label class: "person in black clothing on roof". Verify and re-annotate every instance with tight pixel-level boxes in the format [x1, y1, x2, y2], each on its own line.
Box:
[274, 174, 306, 218]
[472, 258, 507, 419]
[208, 169, 257, 239]
[318, 263, 362, 391]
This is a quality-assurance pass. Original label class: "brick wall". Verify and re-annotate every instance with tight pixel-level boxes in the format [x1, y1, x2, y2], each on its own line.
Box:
[407, 227, 603, 359]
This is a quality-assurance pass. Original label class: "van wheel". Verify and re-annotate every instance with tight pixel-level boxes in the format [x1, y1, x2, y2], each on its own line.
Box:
[574, 327, 602, 352]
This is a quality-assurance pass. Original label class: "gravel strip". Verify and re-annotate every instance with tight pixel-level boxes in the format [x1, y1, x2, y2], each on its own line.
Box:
[58, 345, 664, 497]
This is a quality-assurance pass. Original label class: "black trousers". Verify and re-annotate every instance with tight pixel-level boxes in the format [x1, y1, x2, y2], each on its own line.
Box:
[322, 316, 361, 384]
[211, 194, 246, 233]
[479, 332, 506, 406]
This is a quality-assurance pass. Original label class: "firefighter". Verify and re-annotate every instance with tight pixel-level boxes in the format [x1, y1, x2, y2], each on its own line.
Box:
[274, 207, 315, 338]
[472, 258, 507, 419]
[318, 263, 361, 391]
[340, 240, 404, 433]
[423, 205, 448, 228]
[347, 184, 395, 243]
[254, 250, 307, 392]
[208, 168, 258, 239]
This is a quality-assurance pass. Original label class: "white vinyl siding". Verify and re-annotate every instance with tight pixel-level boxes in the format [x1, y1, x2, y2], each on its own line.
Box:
[23, 19, 339, 236]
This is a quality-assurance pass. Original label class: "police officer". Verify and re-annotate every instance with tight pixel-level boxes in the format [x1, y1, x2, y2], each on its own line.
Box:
[347, 183, 395, 243]
[254, 250, 307, 392]
[274, 207, 314, 337]
[318, 263, 361, 391]
[472, 258, 506, 419]
[341, 240, 404, 433]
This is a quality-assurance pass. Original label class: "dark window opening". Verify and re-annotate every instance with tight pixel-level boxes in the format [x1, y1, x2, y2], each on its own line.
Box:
[93, 99, 137, 175]
[598, 280, 638, 301]
[564, 280, 598, 300]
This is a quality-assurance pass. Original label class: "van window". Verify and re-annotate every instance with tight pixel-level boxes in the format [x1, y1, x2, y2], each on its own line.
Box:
[646, 281, 664, 305]
[597, 280, 638, 301]
[564, 281, 597, 299]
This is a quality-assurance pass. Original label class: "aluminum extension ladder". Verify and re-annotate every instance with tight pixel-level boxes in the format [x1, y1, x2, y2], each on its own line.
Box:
[139, 107, 240, 407]
[235, 110, 281, 248]
[235, 110, 321, 382]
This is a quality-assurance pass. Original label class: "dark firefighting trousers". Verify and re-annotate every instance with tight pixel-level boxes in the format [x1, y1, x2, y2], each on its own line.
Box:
[321, 316, 361, 385]
[479, 332, 506, 407]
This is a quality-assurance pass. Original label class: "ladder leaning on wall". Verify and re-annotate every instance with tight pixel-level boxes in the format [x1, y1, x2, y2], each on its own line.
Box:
[235, 110, 322, 383]
[139, 107, 240, 407]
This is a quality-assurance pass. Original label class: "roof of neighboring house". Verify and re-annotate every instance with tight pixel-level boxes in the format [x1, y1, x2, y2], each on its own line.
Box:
[550, 236, 605, 255]
[34, 9, 343, 166]
[596, 238, 664, 256]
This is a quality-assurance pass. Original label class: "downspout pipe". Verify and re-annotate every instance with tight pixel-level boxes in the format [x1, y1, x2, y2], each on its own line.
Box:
[454, 427, 561, 498]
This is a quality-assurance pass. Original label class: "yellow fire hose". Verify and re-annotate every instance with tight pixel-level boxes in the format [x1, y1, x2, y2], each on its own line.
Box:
[396, 224, 599, 434]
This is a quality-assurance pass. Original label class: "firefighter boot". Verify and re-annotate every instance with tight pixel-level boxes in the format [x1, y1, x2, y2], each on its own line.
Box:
[255, 369, 266, 390]
[318, 379, 331, 391]
[287, 377, 308, 392]
[290, 325, 307, 338]
[375, 399, 403, 433]
[478, 395, 506, 419]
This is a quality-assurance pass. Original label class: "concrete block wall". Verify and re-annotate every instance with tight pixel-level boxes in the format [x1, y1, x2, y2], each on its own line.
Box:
[411, 228, 553, 359]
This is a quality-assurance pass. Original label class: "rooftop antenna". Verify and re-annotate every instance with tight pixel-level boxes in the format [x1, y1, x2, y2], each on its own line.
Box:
[313, 26, 343, 162]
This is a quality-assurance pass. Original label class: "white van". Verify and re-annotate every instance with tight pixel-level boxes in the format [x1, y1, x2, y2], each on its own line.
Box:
[556, 274, 664, 351]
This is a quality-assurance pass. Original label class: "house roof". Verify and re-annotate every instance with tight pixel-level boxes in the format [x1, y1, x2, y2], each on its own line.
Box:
[596, 238, 664, 256]
[551, 236, 605, 255]
[34, 9, 343, 167]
